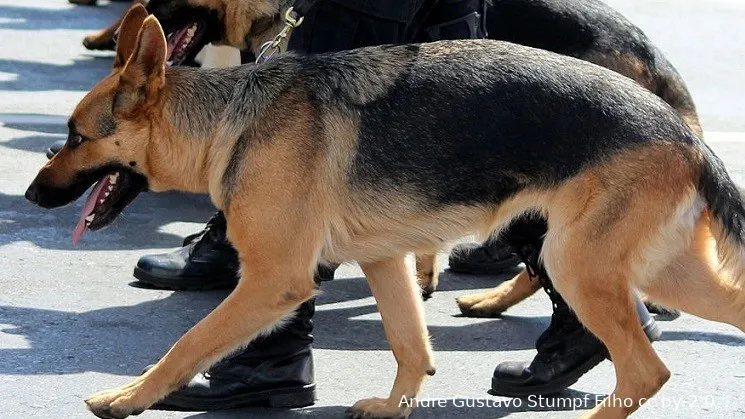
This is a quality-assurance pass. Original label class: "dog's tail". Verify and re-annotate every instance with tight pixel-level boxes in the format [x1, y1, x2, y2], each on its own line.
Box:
[698, 144, 745, 285]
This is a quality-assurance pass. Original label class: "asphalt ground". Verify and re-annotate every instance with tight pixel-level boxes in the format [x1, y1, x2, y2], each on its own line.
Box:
[0, 1, 744, 418]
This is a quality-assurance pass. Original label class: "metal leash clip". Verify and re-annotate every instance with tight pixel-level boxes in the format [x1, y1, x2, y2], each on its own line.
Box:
[255, 7, 305, 63]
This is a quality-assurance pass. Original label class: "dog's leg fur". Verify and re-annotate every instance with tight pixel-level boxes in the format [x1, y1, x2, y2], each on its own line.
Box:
[539, 146, 708, 418]
[85, 203, 320, 417]
[416, 253, 439, 299]
[544, 225, 671, 419]
[455, 269, 539, 317]
[350, 257, 435, 419]
[639, 216, 745, 332]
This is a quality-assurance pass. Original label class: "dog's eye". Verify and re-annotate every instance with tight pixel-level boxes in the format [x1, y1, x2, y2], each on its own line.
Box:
[69, 133, 84, 148]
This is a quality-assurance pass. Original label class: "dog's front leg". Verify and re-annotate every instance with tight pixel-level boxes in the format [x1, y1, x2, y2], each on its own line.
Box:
[348, 258, 435, 419]
[85, 257, 316, 419]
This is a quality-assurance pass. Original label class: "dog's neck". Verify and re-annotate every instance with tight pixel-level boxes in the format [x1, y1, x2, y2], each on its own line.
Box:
[148, 66, 244, 195]
[151, 62, 296, 208]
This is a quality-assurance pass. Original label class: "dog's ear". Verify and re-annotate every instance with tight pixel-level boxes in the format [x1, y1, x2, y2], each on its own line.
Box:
[114, 4, 149, 69]
[114, 16, 167, 118]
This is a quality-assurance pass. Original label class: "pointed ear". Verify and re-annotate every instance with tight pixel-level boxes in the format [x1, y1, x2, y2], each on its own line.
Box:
[114, 3, 149, 69]
[114, 16, 168, 117]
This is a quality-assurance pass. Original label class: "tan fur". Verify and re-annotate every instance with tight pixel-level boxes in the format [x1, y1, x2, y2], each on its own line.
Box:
[455, 270, 540, 317]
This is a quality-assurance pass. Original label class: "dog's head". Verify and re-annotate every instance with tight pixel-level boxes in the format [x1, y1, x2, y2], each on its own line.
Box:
[146, 0, 290, 54]
[26, 5, 175, 243]
[145, 0, 223, 65]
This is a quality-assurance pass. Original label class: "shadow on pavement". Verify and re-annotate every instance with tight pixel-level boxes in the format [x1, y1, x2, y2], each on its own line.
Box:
[168, 389, 605, 418]
[2, 133, 64, 153]
[0, 191, 216, 250]
[0, 3, 128, 31]
[1, 273, 743, 379]
[0, 275, 545, 379]
[0, 57, 112, 92]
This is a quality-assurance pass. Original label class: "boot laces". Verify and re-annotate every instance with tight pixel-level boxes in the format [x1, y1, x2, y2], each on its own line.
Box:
[184, 213, 228, 256]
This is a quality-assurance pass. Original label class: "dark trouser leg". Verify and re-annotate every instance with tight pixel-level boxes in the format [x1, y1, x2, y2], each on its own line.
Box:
[490, 218, 661, 397]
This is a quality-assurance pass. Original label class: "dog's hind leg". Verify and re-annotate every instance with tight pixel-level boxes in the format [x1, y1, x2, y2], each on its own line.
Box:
[416, 253, 440, 299]
[538, 150, 706, 418]
[349, 257, 435, 419]
[544, 231, 671, 419]
[638, 215, 745, 332]
[455, 269, 540, 317]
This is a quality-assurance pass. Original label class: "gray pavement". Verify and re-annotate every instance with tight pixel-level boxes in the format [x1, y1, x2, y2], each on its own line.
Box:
[1, 1, 744, 418]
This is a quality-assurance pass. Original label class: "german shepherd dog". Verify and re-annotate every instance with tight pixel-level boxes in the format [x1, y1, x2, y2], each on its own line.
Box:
[139, 0, 702, 314]
[28, 5, 744, 419]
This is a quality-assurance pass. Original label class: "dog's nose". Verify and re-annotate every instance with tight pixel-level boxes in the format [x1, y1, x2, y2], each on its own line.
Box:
[25, 184, 39, 204]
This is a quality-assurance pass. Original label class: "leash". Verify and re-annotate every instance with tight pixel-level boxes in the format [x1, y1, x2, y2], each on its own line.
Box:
[255, 0, 318, 63]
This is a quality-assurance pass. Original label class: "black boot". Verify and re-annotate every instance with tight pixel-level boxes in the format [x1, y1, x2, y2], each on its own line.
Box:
[489, 219, 661, 397]
[133, 212, 241, 290]
[151, 298, 317, 411]
[448, 237, 522, 275]
[133, 212, 338, 290]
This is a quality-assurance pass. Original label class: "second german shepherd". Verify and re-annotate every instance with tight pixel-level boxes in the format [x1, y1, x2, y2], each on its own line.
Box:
[27, 6, 745, 419]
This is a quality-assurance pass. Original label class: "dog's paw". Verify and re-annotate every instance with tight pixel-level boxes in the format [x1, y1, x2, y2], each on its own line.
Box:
[82, 32, 116, 51]
[421, 285, 435, 301]
[455, 295, 504, 318]
[642, 298, 681, 320]
[345, 398, 411, 419]
[85, 388, 146, 419]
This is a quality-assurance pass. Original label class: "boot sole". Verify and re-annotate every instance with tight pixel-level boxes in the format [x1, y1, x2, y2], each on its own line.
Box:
[150, 384, 316, 411]
[133, 266, 238, 291]
[448, 254, 522, 275]
[489, 352, 608, 398]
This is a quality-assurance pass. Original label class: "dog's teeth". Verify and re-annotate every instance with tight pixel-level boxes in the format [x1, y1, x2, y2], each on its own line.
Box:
[99, 198, 105, 204]
[107, 185, 114, 191]
[187, 25, 196, 37]
[85, 214, 95, 223]
[104, 192, 110, 198]
[109, 173, 119, 184]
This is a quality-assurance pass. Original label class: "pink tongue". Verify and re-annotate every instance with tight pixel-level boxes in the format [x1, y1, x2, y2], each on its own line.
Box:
[72, 175, 110, 245]
[166, 26, 190, 61]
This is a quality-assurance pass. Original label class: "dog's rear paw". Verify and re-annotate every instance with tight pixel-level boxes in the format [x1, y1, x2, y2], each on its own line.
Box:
[85, 388, 146, 419]
[83, 33, 116, 51]
[456, 295, 504, 318]
[421, 285, 435, 301]
[641, 297, 681, 320]
[346, 397, 411, 419]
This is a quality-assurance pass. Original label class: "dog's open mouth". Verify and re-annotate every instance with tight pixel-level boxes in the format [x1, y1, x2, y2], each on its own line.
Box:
[166, 20, 208, 66]
[72, 168, 147, 244]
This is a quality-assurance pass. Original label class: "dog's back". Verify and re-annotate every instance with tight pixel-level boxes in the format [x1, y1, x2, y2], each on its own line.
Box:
[205, 40, 701, 260]
[222, 40, 696, 202]
[487, 0, 701, 134]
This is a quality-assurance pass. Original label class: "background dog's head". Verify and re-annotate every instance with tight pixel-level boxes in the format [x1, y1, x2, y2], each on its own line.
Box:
[145, 0, 223, 65]
[146, 0, 291, 55]
[26, 5, 174, 243]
